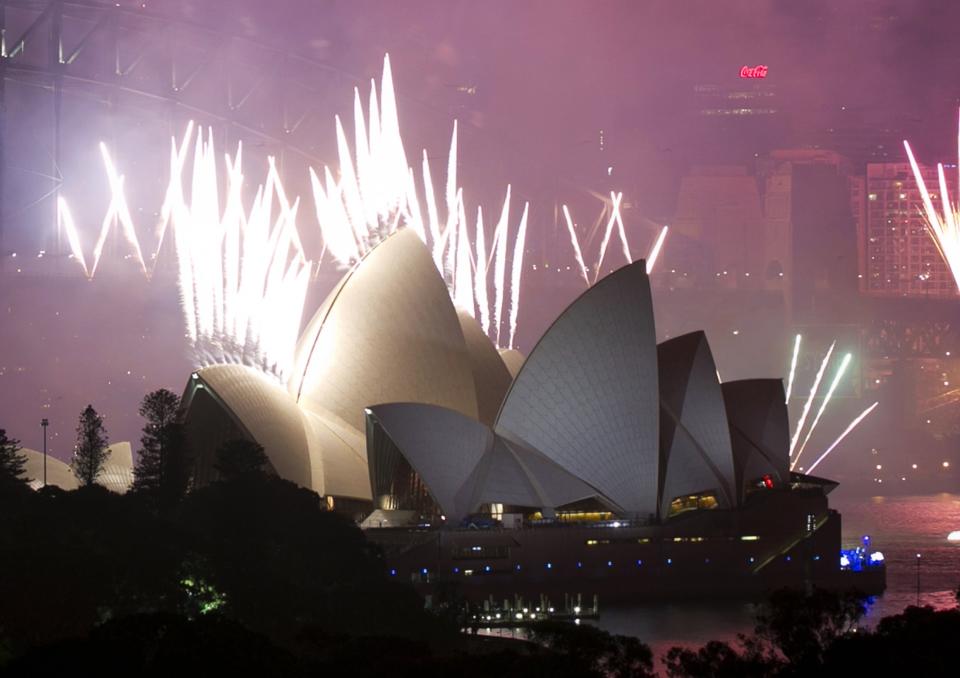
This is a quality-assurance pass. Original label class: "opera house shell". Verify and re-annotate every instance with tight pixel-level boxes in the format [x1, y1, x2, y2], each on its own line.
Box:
[182, 227, 795, 524]
[182, 228, 515, 503]
[367, 257, 793, 524]
[20, 442, 135, 494]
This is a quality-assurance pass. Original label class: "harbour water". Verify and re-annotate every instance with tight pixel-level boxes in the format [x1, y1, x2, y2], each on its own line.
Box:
[592, 493, 960, 654]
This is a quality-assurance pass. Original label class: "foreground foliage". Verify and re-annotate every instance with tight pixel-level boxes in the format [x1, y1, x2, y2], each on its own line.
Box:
[2, 473, 958, 676]
[664, 588, 960, 677]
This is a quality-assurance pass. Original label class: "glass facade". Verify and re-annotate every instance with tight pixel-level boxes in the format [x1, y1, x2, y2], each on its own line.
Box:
[862, 163, 956, 298]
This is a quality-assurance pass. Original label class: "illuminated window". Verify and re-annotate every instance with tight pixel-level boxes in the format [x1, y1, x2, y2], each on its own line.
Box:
[669, 492, 719, 516]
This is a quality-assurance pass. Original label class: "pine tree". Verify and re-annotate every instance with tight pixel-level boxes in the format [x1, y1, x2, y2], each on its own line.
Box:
[0, 428, 28, 485]
[132, 389, 191, 504]
[71, 405, 110, 486]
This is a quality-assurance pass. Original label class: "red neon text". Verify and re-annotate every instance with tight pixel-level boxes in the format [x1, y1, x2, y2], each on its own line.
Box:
[740, 65, 768, 79]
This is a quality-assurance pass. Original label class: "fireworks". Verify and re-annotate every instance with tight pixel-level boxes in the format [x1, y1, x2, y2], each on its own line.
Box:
[562, 195, 668, 286]
[509, 204, 529, 349]
[307, 56, 528, 348]
[792, 352, 852, 467]
[784, 334, 801, 403]
[903, 111, 960, 292]
[562, 205, 591, 287]
[645, 226, 669, 275]
[59, 54, 532, 378]
[93, 143, 148, 278]
[789, 341, 835, 459]
[57, 197, 88, 278]
[785, 337, 878, 473]
[492, 188, 512, 347]
[593, 192, 622, 285]
[806, 402, 880, 475]
[57, 143, 152, 280]
[170, 128, 312, 378]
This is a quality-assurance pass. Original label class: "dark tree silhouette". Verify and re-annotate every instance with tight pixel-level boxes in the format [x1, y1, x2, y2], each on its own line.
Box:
[822, 604, 960, 675]
[0, 429, 28, 486]
[70, 405, 110, 486]
[132, 389, 191, 504]
[664, 640, 779, 678]
[664, 588, 869, 677]
[527, 620, 656, 677]
[214, 438, 270, 482]
[751, 587, 867, 671]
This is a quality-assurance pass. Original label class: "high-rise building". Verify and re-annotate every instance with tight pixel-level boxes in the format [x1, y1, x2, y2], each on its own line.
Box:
[759, 149, 860, 323]
[667, 150, 860, 313]
[860, 163, 957, 298]
[670, 165, 766, 288]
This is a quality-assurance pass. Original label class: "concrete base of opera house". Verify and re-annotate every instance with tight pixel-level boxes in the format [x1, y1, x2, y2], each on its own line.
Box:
[365, 489, 887, 602]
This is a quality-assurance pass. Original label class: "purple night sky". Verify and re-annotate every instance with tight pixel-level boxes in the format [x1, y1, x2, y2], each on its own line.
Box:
[2, 0, 959, 479]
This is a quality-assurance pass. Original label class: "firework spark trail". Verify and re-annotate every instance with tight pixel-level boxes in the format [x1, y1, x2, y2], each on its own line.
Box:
[612, 192, 632, 265]
[904, 114, 960, 291]
[366, 78, 382, 215]
[90, 180, 119, 278]
[352, 87, 375, 230]
[189, 130, 217, 342]
[584, 205, 609, 251]
[299, 55, 527, 346]
[269, 161, 307, 262]
[593, 192, 622, 284]
[562, 204, 591, 287]
[453, 190, 476, 314]
[487, 186, 511, 270]
[57, 197, 89, 277]
[792, 352, 852, 468]
[153, 121, 196, 271]
[310, 167, 356, 263]
[222, 146, 244, 344]
[160, 123, 310, 378]
[309, 54, 417, 266]
[806, 402, 879, 474]
[443, 121, 460, 281]
[171, 165, 197, 344]
[789, 340, 836, 459]
[101, 142, 149, 277]
[334, 115, 369, 246]
[784, 334, 802, 403]
[645, 225, 669, 275]
[474, 207, 491, 334]
[403, 167, 427, 248]
[88, 143, 149, 278]
[421, 150, 443, 267]
[492, 188, 511, 346]
[508, 203, 529, 349]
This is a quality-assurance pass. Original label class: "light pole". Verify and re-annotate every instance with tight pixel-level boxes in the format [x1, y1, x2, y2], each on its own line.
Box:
[40, 418, 49, 487]
[915, 553, 921, 606]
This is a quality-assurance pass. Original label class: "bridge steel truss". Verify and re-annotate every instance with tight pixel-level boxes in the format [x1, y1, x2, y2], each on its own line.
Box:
[0, 0, 375, 263]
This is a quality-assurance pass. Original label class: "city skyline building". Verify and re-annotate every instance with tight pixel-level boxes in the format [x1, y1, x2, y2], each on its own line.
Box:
[860, 162, 958, 299]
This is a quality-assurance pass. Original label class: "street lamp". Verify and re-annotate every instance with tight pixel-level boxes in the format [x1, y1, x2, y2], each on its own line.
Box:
[915, 553, 921, 606]
[40, 418, 49, 487]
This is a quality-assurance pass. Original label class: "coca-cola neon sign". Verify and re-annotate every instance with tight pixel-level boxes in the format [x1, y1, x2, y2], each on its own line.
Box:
[740, 65, 768, 79]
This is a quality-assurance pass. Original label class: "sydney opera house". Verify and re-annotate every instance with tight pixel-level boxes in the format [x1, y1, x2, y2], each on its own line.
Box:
[181, 228, 880, 598]
[20, 443, 135, 494]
